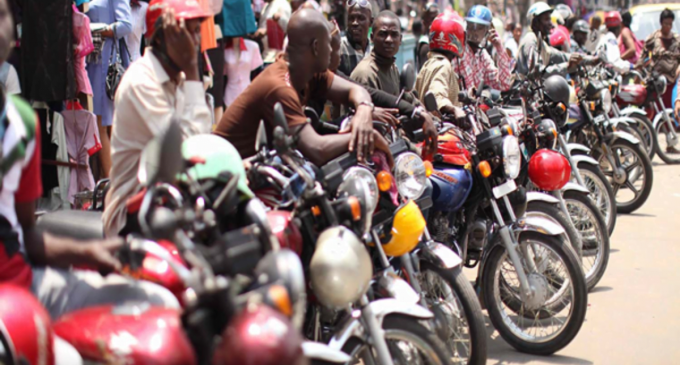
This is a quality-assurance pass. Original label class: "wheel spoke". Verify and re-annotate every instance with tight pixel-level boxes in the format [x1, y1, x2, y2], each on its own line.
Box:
[624, 160, 641, 175]
[625, 180, 639, 197]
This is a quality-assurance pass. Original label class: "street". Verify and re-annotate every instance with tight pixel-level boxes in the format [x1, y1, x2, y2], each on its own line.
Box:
[484, 161, 680, 364]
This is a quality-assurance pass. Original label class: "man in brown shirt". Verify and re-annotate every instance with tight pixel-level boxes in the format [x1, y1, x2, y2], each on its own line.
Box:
[214, 9, 391, 166]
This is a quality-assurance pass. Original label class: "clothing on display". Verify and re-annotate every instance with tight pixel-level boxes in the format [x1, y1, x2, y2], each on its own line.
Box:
[61, 103, 102, 203]
[217, 0, 257, 38]
[224, 38, 263, 107]
[125, 1, 148, 61]
[73, 5, 94, 96]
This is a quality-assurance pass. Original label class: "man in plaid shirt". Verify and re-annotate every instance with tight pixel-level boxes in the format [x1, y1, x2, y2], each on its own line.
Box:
[455, 5, 515, 92]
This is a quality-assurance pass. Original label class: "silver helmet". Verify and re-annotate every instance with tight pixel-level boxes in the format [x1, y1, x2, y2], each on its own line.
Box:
[309, 226, 372, 309]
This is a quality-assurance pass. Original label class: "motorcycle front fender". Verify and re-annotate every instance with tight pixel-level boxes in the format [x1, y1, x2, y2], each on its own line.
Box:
[566, 143, 591, 156]
[526, 191, 559, 205]
[619, 106, 647, 118]
[653, 108, 675, 129]
[570, 153, 599, 166]
[417, 242, 462, 269]
[512, 215, 565, 237]
[302, 341, 352, 364]
[606, 130, 639, 145]
[561, 182, 590, 195]
[328, 299, 433, 350]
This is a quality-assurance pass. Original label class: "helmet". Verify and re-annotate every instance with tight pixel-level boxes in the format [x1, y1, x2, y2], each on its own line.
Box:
[528, 149, 571, 191]
[310, 226, 372, 308]
[543, 75, 571, 106]
[604, 11, 622, 28]
[429, 12, 466, 58]
[146, 0, 211, 39]
[465, 5, 492, 26]
[573, 19, 589, 33]
[527, 2, 552, 26]
[549, 26, 570, 48]
[0, 285, 55, 365]
[554, 4, 573, 21]
[180, 134, 254, 198]
[382, 200, 426, 257]
[551, 12, 564, 25]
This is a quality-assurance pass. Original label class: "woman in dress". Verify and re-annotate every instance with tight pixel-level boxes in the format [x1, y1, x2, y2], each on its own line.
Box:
[223, 37, 263, 108]
[86, 0, 132, 178]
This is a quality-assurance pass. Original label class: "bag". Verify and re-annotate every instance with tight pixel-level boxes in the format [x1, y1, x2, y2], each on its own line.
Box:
[105, 29, 131, 100]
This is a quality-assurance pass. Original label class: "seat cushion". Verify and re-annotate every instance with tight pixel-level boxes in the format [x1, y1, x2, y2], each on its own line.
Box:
[36, 210, 104, 240]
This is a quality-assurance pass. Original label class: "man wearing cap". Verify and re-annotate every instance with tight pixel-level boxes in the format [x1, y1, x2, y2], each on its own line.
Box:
[599, 11, 633, 73]
[104, 0, 213, 237]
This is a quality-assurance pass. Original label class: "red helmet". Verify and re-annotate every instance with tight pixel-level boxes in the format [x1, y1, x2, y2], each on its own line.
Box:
[549, 26, 571, 49]
[0, 285, 55, 365]
[604, 11, 622, 28]
[528, 149, 571, 191]
[429, 12, 466, 58]
[146, 0, 212, 39]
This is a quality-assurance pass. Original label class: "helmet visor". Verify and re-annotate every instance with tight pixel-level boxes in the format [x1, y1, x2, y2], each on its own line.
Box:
[466, 22, 488, 44]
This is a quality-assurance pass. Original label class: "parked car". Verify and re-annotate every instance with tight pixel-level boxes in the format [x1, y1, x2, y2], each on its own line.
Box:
[630, 4, 680, 42]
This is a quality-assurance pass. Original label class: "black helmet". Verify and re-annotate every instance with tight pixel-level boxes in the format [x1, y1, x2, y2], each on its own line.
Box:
[543, 75, 571, 128]
[573, 19, 589, 34]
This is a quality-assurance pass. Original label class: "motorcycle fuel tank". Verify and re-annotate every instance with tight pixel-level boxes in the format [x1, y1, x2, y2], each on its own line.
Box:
[53, 305, 195, 365]
[430, 167, 473, 212]
[617, 84, 647, 105]
[266, 210, 303, 256]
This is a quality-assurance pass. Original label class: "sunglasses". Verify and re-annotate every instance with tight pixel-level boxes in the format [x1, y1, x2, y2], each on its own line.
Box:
[347, 0, 371, 8]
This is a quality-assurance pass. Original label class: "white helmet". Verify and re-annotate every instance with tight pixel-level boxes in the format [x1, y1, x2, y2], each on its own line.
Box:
[527, 2, 552, 26]
[555, 4, 573, 20]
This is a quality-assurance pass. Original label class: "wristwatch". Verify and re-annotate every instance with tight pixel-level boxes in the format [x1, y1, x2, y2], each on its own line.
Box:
[411, 106, 425, 120]
[358, 101, 375, 111]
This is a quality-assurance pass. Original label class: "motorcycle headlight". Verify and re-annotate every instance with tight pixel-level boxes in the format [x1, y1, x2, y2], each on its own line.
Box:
[502, 136, 521, 179]
[394, 152, 427, 200]
[656, 76, 667, 95]
[339, 167, 379, 213]
[601, 88, 612, 114]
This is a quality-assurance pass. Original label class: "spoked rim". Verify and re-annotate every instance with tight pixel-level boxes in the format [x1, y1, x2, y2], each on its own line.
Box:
[577, 168, 612, 228]
[494, 239, 576, 343]
[420, 270, 472, 364]
[565, 197, 605, 280]
[599, 144, 647, 207]
[656, 116, 680, 161]
[348, 328, 446, 365]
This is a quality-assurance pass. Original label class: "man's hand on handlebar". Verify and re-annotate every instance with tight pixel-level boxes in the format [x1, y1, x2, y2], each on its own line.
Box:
[421, 113, 438, 156]
[674, 100, 680, 121]
[373, 130, 395, 168]
[373, 107, 400, 128]
[343, 104, 374, 162]
[568, 53, 583, 70]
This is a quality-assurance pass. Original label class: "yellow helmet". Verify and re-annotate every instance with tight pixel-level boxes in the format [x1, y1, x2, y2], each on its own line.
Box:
[381, 200, 426, 257]
[551, 12, 564, 25]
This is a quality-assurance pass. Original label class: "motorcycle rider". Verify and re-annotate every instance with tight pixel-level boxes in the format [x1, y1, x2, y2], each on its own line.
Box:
[599, 11, 634, 73]
[104, 0, 213, 237]
[571, 19, 590, 54]
[457, 5, 514, 92]
[0, 0, 178, 330]
[214, 9, 394, 166]
[517, 2, 598, 77]
[338, 0, 373, 77]
[350, 10, 437, 155]
[415, 12, 465, 113]
[417, 3, 440, 71]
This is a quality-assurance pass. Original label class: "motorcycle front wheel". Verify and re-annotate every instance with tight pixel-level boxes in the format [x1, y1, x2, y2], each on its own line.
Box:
[525, 200, 582, 258]
[575, 162, 617, 236]
[341, 314, 454, 365]
[654, 111, 680, 165]
[482, 232, 587, 355]
[626, 114, 658, 162]
[418, 262, 488, 365]
[597, 139, 653, 214]
[562, 190, 610, 291]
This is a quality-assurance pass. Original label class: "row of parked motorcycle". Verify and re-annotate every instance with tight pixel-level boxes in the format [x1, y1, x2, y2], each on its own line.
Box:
[6, 40, 677, 365]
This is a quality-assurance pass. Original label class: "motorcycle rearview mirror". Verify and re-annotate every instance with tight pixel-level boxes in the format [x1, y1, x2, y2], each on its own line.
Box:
[273, 102, 289, 135]
[255, 120, 268, 152]
[423, 91, 438, 113]
[138, 119, 183, 186]
[149, 206, 179, 241]
[400, 63, 416, 92]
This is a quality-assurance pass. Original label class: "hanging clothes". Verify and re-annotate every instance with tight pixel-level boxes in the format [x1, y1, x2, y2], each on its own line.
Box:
[125, 0, 148, 61]
[73, 5, 94, 96]
[61, 103, 102, 203]
[224, 38, 263, 107]
[199, 0, 217, 53]
[217, 0, 257, 38]
[21, 0, 75, 102]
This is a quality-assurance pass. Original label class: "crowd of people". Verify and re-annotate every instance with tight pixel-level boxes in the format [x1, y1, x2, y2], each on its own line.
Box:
[0, 0, 680, 361]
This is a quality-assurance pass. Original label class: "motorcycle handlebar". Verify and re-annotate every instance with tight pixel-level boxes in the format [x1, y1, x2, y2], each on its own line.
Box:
[125, 237, 193, 284]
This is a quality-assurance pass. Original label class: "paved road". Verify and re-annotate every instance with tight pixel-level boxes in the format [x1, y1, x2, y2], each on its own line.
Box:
[484, 161, 680, 365]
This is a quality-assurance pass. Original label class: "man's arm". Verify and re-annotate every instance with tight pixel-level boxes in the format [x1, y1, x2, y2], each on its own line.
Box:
[428, 63, 456, 111]
[484, 29, 515, 91]
[296, 124, 353, 166]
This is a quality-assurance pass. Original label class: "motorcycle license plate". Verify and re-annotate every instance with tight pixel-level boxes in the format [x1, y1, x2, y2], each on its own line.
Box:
[492, 179, 517, 199]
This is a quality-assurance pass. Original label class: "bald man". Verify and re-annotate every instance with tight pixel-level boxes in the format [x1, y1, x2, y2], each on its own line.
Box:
[214, 9, 392, 166]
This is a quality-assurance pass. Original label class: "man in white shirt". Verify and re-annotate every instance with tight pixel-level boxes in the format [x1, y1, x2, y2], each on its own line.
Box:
[103, 0, 212, 236]
[253, 0, 291, 63]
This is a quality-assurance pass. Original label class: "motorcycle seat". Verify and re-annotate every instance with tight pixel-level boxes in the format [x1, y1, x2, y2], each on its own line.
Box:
[36, 210, 104, 240]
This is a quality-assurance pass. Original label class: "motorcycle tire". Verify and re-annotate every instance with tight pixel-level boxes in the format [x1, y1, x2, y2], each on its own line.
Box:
[618, 123, 652, 161]
[626, 114, 658, 162]
[482, 232, 587, 355]
[576, 161, 617, 236]
[562, 190, 610, 291]
[654, 111, 680, 165]
[526, 200, 582, 259]
[419, 261, 488, 365]
[598, 139, 654, 214]
[340, 314, 454, 365]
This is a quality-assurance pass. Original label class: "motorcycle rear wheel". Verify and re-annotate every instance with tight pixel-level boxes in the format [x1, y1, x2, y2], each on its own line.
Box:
[525, 200, 582, 258]
[654, 111, 680, 165]
[575, 162, 617, 236]
[419, 262, 488, 365]
[626, 114, 658, 162]
[482, 232, 587, 355]
[341, 314, 454, 365]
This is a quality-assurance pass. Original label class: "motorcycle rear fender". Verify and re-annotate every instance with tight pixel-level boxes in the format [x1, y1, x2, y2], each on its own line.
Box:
[512, 215, 566, 237]
[607, 130, 639, 145]
[619, 106, 647, 118]
[328, 299, 433, 350]
[526, 191, 559, 205]
[561, 182, 590, 195]
[570, 154, 599, 166]
[302, 341, 352, 363]
[566, 143, 591, 155]
[417, 242, 462, 269]
[653, 109, 675, 129]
